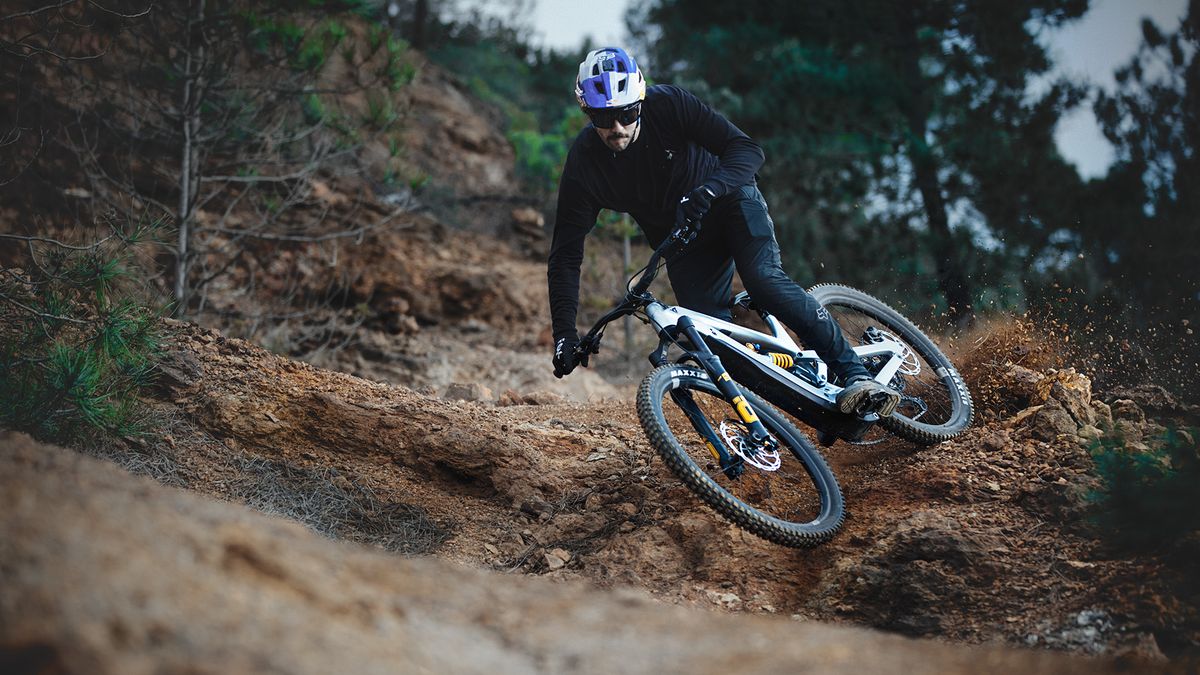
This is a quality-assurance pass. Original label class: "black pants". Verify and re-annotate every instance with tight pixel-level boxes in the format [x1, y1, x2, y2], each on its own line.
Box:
[665, 184, 869, 382]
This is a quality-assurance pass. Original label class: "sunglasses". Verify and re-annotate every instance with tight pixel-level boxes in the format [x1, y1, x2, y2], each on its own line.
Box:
[586, 102, 642, 129]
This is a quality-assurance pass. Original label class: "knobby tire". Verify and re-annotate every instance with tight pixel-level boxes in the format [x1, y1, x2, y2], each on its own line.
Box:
[636, 365, 844, 548]
[809, 284, 974, 445]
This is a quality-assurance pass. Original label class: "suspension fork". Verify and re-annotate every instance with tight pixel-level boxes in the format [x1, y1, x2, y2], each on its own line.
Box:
[676, 317, 774, 446]
[670, 389, 743, 478]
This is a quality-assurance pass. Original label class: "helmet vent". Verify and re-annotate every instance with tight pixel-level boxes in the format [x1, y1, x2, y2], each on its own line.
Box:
[618, 80, 627, 92]
[593, 82, 604, 94]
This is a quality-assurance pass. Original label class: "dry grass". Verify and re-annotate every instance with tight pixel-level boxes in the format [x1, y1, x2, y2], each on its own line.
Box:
[225, 454, 451, 555]
[78, 408, 451, 556]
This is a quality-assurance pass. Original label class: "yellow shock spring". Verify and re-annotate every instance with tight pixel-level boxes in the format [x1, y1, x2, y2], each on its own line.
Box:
[768, 352, 794, 369]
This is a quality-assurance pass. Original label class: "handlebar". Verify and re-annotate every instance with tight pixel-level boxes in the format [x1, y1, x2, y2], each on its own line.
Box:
[575, 222, 698, 361]
[627, 222, 698, 299]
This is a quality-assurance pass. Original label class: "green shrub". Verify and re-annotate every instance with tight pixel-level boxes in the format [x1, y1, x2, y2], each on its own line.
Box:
[0, 216, 166, 444]
[1088, 427, 1200, 550]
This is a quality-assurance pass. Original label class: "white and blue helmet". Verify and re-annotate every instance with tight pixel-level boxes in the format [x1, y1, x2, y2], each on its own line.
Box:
[574, 47, 647, 110]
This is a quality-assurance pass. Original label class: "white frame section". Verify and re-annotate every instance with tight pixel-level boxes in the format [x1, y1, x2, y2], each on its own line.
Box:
[644, 301, 907, 406]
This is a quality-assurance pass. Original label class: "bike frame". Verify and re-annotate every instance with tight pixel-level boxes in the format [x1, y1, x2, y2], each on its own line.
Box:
[578, 226, 911, 445]
[642, 299, 906, 443]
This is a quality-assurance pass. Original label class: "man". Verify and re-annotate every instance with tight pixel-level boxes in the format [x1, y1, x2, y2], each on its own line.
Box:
[547, 47, 899, 417]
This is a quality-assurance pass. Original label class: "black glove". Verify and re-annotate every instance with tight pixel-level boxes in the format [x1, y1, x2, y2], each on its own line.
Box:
[676, 184, 718, 227]
[553, 336, 580, 378]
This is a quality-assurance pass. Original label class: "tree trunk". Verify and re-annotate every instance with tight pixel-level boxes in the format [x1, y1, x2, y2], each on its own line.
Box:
[412, 0, 428, 50]
[897, 4, 974, 326]
[175, 0, 205, 316]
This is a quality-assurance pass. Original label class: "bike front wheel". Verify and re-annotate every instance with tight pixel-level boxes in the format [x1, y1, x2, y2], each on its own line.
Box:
[636, 364, 844, 547]
[809, 284, 974, 445]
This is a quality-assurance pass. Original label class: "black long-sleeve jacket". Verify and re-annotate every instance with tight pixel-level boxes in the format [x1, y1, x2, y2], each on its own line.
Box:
[547, 84, 765, 341]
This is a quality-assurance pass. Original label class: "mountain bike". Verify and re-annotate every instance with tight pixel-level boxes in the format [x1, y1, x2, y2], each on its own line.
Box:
[572, 225, 974, 547]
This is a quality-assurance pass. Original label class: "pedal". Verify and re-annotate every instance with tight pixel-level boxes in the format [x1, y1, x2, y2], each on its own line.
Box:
[864, 391, 900, 418]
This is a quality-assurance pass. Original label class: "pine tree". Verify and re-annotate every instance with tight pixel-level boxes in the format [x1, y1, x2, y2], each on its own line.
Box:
[0, 216, 166, 443]
[631, 0, 1089, 323]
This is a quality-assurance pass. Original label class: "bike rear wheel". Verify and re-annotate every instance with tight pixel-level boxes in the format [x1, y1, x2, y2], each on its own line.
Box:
[636, 364, 844, 547]
[809, 284, 974, 445]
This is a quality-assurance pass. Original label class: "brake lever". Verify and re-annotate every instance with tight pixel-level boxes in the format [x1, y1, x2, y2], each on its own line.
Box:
[576, 335, 600, 368]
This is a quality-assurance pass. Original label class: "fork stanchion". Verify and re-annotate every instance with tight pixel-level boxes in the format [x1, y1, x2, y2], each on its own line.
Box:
[675, 316, 775, 446]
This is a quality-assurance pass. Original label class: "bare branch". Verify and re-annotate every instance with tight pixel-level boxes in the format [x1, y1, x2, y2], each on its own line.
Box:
[0, 290, 90, 324]
[0, 0, 79, 24]
[84, 0, 152, 20]
[0, 232, 114, 250]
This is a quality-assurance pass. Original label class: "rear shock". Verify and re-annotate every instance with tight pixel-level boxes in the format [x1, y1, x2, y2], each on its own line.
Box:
[744, 343, 827, 386]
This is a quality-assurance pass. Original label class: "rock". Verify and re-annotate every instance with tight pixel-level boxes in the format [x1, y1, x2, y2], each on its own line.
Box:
[584, 492, 605, 511]
[980, 430, 1012, 452]
[498, 390, 568, 406]
[537, 513, 608, 542]
[1014, 474, 1098, 525]
[1049, 381, 1096, 428]
[1076, 425, 1104, 445]
[444, 382, 494, 402]
[519, 497, 552, 518]
[155, 349, 203, 392]
[1025, 399, 1079, 441]
[544, 548, 571, 570]
[1106, 384, 1182, 415]
[523, 390, 566, 406]
[1002, 365, 1046, 406]
[1109, 399, 1145, 424]
[1091, 400, 1115, 432]
[497, 389, 524, 406]
[1112, 419, 1144, 443]
[511, 207, 545, 238]
[705, 590, 742, 609]
[386, 313, 421, 335]
[809, 511, 1001, 637]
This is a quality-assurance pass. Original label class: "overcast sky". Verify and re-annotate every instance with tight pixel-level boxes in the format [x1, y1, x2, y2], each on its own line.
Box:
[528, 0, 1189, 179]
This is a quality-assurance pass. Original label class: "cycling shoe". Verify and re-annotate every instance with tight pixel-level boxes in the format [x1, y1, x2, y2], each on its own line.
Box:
[837, 376, 900, 417]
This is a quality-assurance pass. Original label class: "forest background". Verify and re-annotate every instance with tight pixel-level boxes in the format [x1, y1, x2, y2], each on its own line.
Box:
[443, 0, 1200, 398]
[1, 0, 1197, 408]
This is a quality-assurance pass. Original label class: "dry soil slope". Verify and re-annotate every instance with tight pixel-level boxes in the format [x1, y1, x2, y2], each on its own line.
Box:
[148, 318, 1197, 662]
[0, 431, 1136, 675]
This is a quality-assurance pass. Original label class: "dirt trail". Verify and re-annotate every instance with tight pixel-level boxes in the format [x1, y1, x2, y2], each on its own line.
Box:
[0, 431, 1146, 674]
[139, 318, 1197, 664]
